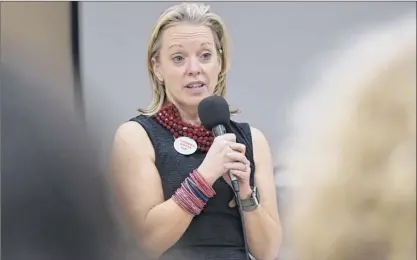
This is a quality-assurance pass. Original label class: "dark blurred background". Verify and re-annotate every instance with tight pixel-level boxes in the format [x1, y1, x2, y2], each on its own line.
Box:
[1, 2, 123, 260]
[1, 2, 415, 260]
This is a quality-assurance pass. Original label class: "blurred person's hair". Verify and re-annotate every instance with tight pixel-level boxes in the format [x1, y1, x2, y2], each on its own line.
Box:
[281, 14, 416, 260]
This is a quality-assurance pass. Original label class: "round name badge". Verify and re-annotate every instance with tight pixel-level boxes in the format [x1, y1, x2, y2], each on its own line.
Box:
[174, 136, 198, 155]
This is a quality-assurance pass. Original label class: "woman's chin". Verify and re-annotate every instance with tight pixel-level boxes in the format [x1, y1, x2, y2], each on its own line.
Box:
[186, 93, 211, 105]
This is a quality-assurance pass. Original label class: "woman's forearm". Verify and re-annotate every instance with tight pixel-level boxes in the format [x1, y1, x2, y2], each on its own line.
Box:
[244, 205, 282, 260]
[138, 199, 193, 259]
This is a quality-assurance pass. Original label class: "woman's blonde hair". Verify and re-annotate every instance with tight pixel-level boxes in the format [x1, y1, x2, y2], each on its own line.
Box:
[139, 2, 237, 116]
[282, 14, 416, 260]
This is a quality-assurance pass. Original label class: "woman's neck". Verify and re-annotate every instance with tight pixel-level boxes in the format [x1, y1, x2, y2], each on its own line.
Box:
[170, 102, 200, 126]
[177, 106, 201, 126]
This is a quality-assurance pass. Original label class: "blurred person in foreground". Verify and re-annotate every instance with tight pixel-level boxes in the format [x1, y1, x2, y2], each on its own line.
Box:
[1, 65, 118, 260]
[110, 2, 281, 260]
[281, 14, 416, 260]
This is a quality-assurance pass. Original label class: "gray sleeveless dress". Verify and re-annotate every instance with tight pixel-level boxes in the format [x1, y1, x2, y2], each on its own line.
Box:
[130, 115, 256, 260]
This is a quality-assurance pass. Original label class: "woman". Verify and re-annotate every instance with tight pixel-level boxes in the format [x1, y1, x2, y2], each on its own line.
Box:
[282, 14, 416, 260]
[111, 3, 282, 260]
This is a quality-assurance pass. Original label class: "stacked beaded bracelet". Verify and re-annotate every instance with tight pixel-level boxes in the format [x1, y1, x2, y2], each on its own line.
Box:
[172, 169, 216, 215]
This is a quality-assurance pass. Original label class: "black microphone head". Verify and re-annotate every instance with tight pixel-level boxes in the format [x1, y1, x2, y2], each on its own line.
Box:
[198, 95, 230, 130]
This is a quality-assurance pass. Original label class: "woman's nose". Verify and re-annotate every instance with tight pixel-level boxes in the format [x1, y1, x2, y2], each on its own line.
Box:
[186, 57, 202, 76]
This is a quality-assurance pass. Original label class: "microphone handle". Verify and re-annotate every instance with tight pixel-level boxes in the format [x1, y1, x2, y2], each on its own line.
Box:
[212, 124, 227, 136]
[211, 124, 250, 260]
[212, 125, 240, 193]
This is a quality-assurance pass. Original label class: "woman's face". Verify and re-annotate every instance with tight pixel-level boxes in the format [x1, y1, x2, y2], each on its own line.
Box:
[153, 23, 222, 109]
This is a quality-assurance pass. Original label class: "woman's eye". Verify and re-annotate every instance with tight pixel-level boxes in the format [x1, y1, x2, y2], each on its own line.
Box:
[201, 52, 212, 60]
[172, 56, 184, 63]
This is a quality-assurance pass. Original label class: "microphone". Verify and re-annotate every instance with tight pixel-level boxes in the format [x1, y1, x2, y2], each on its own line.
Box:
[198, 95, 240, 193]
[198, 95, 251, 260]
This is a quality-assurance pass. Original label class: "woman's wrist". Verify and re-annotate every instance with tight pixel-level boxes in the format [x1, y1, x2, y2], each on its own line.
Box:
[171, 170, 216, 216]
[239, 185, 252, 199]
[196, 166, 216, 187]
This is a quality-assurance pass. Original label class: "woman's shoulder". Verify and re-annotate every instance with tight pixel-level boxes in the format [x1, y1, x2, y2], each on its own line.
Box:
[112, 118, 156, 161]
[114, 119, 148, 145]
[127, 114, 162, 133]
[113, 114, 157, 146]
[229, 119, 251, 134]
[229, 120, 265, 142]
[129, 114, 153, 124]
[229, 120, 271, 158]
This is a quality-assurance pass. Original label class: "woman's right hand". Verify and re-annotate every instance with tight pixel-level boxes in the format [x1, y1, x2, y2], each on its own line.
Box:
[197, 133, 246, 186]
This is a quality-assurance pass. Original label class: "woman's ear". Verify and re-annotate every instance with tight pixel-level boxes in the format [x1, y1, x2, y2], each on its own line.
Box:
[152, 57, 163, 83]
[218, 50, 223, 72]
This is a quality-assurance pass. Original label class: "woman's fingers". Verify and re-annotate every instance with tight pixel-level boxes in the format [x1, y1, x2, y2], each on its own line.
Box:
[226, 152, 249, 164]
[224, 162, 247, 172]
[228, 142, 246, 154]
